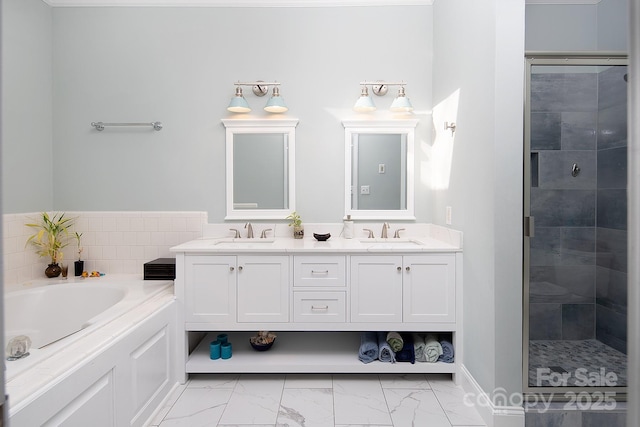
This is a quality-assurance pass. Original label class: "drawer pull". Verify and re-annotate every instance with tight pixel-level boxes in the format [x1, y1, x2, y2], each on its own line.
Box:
[311, 270, 329, 275]
[311, 305, 329, 310]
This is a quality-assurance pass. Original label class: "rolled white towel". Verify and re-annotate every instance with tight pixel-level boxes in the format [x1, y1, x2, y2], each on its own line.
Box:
[423, 334, 443, 363]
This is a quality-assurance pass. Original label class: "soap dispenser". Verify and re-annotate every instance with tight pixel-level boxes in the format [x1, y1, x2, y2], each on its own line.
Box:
[343, 215, 354, 239]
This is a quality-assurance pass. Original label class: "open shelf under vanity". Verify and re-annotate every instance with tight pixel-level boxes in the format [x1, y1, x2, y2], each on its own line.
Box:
[186, 331, 456, 374]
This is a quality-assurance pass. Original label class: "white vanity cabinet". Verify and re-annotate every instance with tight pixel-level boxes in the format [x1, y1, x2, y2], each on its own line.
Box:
[183, 254, 289, 325]
[293, 255, 347, 323]
[184, 255, 236, 324]
[403, 254, 456, 323]
[350, 254, 456, 324]
[173, 232, 462, 378]
[350, 255, 403, 323]
[237, 255, 289, 323]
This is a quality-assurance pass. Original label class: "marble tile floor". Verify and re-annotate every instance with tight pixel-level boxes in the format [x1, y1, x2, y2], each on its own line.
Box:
[148, 373, 487, 427]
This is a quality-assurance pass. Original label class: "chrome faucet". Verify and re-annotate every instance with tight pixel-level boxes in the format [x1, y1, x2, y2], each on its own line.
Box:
[260, 228, 272, 238]
[244, 222, 254, 238]
[381, 222, 390, 239]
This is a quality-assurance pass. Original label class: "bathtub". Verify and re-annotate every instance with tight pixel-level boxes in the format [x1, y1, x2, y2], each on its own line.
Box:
[5, 275, 176, 425]
[6, 282, 127, 350]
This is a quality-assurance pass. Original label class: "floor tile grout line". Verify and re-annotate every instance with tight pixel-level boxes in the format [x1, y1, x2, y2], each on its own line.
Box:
[156, 373, 485, 427]
[429, 377, 457, 427]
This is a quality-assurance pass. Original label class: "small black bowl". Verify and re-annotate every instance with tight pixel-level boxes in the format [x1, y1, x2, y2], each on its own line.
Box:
[313, 233, 331, 241]
[250, 338, 275, 351]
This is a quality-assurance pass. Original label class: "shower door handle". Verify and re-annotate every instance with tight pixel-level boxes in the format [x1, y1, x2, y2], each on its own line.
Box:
[524, 216, 535, 238]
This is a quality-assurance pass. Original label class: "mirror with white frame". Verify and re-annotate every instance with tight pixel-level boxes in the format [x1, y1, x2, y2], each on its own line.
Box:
[343, 118, 419, 220]
[222, 118, 298, 219]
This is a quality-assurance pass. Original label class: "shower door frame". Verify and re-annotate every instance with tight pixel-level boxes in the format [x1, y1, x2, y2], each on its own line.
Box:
[523, 53, 628, 397]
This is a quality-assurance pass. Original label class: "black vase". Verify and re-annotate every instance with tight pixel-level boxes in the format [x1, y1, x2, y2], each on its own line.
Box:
[74, 260, 84, 276]
[45, 263, 62, 278]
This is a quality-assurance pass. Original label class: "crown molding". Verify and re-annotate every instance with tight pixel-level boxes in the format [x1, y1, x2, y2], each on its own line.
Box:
[42, 0, 434, 7]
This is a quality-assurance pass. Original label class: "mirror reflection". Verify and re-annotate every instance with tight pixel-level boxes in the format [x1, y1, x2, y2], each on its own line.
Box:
[233, 133, 288, 210]
[223, 118, 298, 219]
[352, 133, 407, 210]
[343, 119, 418, 220]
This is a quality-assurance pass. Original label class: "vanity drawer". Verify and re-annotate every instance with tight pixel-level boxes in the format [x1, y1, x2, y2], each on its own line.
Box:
[293, 291, 346, 323]
[294, 256, 346, 287]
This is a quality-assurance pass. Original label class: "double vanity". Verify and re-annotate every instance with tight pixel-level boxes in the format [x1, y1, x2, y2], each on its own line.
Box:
[172, 223, 463, 381]
[169, 116, 463, 380]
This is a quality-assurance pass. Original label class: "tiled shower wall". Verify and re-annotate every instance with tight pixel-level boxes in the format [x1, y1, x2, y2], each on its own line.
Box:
[529, 66, 628, 352]
[3, 211, 207, 287]
[595, 66, 628, 353]
[530, 70, 599, 341]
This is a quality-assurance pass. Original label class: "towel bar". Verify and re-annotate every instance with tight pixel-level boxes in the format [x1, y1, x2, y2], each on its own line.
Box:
[91, 121, 163, 131]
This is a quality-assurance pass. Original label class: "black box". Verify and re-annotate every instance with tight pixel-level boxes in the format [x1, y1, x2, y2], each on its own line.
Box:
[144, 258, 176, 280]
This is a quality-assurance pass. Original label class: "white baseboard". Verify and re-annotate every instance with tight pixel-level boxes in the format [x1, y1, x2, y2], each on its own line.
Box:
[459, 364, 525, 427]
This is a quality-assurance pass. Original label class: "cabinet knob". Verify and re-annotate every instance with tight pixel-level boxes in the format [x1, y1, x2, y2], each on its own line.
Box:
[397, 266, 402, 272]
[229, 266, 234, 272]
[238, 266, 243, 271]
[406, 266, 411, 272]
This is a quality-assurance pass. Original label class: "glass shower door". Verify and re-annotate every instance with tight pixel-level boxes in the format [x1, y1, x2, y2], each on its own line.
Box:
[524, 56, 628, 395]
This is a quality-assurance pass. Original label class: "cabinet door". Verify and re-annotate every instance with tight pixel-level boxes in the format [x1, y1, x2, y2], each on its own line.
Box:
[350, 255, 402, 322]
[184, 255, 236, 323]
[403, 254, 455, 323]
[237, 255, 289, 323]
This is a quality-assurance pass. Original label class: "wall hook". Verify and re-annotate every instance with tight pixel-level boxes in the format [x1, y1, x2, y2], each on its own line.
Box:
[444, 121, 456, 136]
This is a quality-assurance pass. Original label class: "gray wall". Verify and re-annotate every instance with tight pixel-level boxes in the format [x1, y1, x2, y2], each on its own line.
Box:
[25, 4, 432, 222]
[1, 0, 53, 212]
[433, 0, 525, 400]
[526, 0, 628, 52]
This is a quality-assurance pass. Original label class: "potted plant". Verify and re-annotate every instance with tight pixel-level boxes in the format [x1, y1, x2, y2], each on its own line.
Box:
[74, 232, 84, 276]
[26, 212, 75, 278]
[286, 211, 303, 239]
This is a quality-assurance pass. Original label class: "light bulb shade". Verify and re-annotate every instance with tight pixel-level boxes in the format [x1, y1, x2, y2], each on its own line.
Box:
[227, 87, 251, 113]
[264, 87, 288, 113]
[353, 86, 376, 112]
[390, 86, 413, 112]
[390, 96, 413, 112]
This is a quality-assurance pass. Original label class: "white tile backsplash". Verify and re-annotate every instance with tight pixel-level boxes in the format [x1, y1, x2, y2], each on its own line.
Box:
[3, 211, 207, 287]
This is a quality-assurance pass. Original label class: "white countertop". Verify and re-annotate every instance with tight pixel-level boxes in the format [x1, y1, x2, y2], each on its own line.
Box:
[170, 223, 462, 254]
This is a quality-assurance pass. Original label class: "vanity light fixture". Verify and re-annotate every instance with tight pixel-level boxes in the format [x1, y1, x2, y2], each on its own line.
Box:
[227, 86, 251, 113]
[353, 81, 413, 113]
[353, 86, 377, 112]
[390, 86, 413, 112]
[264, 86, 288, 113]
[227, 81, 288, 114]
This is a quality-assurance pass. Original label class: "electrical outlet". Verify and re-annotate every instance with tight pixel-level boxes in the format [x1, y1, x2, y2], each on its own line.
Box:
[446, 206, 452, 225]
[360, 185, 370, 195]
[378, 164, 385, 174]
